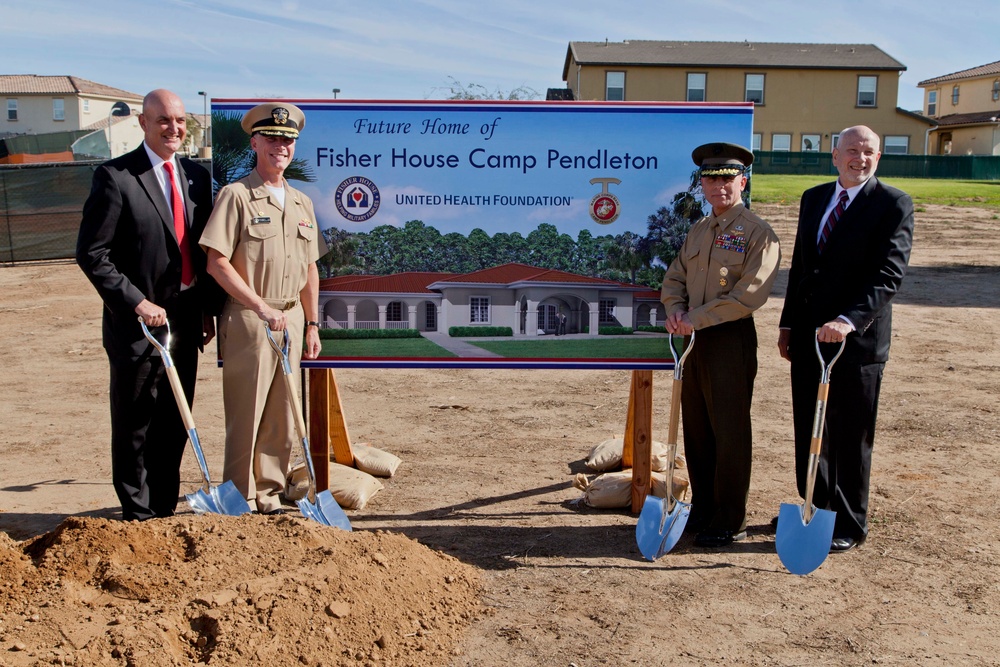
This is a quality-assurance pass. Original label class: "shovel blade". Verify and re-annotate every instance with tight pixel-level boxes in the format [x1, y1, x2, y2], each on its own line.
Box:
[776, 502, 836, 575]
[185, 490, 220, 515]
[211, 481, 253, 516]
[636, 494, 691, 561]
[297, 491, 352, 531]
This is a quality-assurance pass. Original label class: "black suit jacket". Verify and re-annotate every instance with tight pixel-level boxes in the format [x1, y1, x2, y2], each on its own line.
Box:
[779, 176, 914, 365]
[77, 145, 219, 361]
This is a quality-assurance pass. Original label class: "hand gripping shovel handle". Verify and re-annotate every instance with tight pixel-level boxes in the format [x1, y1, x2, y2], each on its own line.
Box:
[139, 318, 214, 495]
[801, 330, 846, 523]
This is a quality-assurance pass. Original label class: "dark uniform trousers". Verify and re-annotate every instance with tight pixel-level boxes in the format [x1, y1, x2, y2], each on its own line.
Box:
[108, 291, 201, 521]
[790, 328, 883, 541]
[681, 316, 758, 533]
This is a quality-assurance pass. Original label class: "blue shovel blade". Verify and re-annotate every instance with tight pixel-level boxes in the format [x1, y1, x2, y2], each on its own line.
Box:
[186, 490, 220, 515]
[316, 490, 352, 531]
[776, 502, 836, 575]
[636, 494, 691, 561]
[211, 481, 253, 516]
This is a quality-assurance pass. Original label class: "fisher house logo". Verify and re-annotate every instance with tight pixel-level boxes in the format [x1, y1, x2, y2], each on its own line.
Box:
[589, 177, 622, 225]
[335, 176, 381, 223]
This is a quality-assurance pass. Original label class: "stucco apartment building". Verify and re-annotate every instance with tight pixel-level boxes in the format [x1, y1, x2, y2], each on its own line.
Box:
[560, 40, 934, 155]
[919, 60, 1000, 156]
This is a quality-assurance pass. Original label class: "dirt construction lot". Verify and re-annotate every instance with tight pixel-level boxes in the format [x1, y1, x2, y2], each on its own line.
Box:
[1, 202, 999, 666]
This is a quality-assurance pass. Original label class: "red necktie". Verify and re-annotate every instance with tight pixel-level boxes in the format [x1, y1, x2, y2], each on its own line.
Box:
[163, 161, 193, 286]
[818, 189, 849, 253]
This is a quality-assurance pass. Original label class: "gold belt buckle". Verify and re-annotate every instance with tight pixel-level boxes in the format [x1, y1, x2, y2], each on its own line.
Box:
[283, 299, 296, 310]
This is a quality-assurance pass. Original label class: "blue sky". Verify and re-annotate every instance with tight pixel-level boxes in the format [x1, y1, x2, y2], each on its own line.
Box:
[5, 0, 998, 115]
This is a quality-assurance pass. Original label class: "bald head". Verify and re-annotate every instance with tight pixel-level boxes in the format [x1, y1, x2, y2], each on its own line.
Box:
[833, 125, 881, 188]
[139, 89, 187, 160]
[839, 125, 880, 152]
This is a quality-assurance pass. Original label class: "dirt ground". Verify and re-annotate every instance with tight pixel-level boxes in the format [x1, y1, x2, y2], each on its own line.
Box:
[1, 201, 999, 666]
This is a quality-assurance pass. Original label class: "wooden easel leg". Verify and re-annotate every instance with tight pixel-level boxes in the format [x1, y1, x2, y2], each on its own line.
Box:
[326, 370, 355, 467]
[622, 373, 636, 469]
[629, 370, 654, 514]
[307, 369, 331, 492]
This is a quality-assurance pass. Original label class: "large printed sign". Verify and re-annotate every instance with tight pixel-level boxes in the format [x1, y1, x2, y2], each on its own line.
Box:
[211, 99, 753, 369]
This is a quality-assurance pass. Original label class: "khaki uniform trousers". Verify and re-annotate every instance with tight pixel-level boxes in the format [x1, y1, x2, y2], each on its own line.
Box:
[219, 298, 304, 513]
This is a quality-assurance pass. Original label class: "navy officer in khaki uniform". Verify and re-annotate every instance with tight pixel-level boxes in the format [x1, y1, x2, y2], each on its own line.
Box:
[660, 142, 780, 547]
[200, 102, 327, 515]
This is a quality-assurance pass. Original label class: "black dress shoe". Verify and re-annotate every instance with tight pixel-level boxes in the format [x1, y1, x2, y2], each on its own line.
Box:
[263, 508, 286, 516]
[830, 536, 864, 552]
[694, 530, 747, 548]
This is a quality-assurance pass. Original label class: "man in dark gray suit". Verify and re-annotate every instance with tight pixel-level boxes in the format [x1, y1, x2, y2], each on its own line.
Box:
[778, 125, 914, 552]
[77, 89, 218, 520]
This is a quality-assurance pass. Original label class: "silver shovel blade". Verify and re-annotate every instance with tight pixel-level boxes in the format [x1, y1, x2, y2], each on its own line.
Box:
[776, 502, 836, 575]
[186, 490, 220, 515]
[297, 492, 352, 531]
[636, 494, 691, 561]
[211, 481, 253, 516]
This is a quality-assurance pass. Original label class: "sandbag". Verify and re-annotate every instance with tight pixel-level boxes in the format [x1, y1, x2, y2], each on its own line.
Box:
[327, 463, 383, 510]
[351, 443, 402, 478]
[585, 437, 681, 473]
[572, 469, 689, 509]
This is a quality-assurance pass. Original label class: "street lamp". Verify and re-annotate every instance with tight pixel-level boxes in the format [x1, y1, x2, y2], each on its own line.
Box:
[197, 91, 208, 149]
[332, 88, 340, 99]
[107, 101, 130, 158]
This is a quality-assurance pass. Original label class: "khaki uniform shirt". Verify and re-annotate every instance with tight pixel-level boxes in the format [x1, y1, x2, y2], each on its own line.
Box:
[660, 202, 780, 329]
[200, 169, 327, 300]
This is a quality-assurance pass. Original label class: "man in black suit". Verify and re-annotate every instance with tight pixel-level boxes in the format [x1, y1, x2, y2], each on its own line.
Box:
[77, 89, 217, 521]
[778, 125, 914, 552]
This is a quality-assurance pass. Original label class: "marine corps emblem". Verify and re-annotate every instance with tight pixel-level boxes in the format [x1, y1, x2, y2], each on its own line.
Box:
[271, 107, 290, 125]
[588, 177, 622, 225]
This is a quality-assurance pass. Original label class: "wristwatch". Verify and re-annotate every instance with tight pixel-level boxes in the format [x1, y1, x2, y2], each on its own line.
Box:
[306, 321, 321, 328]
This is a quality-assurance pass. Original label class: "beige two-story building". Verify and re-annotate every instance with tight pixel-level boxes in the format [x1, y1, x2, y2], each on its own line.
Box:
[918, 60, 1000, 155]
[561, 40, 934, 155]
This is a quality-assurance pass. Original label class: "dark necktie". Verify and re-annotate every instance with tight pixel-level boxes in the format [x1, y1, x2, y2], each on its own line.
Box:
[818, 189, 849, 253]
[163, 161, 193, 285]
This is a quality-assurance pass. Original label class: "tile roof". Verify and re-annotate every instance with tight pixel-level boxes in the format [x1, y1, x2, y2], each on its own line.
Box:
[932, 111, 1000, 128]
[918, 60, 1000, 86]
[564, 41, 905, 80]
[432, 263, 626, 287]
[0, 75, 143, 100]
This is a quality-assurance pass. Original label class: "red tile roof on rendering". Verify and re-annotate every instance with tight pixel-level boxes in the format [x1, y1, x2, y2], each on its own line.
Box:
[0, 75, 144, 100]
[432, 262, 627, 287]
[933, 111, 1000, 128]
[563, 41, 905, 80]
[918, 60, 1000, 86]
[319, 272, 457, 294]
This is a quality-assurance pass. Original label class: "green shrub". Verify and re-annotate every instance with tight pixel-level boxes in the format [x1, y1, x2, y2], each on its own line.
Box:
[636, 325, 667, 333]
[599, 326, 634, 335]
[318, 328, 421, 339]
[448, 326, 514, 337]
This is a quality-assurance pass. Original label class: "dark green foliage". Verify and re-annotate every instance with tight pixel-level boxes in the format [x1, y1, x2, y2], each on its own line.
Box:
[209, 109, 316, 191]
[636, 325, 667, 333]
[318, 328, 421, 339]
[448, 326, 514, 337]
[598, 326, 634, 335]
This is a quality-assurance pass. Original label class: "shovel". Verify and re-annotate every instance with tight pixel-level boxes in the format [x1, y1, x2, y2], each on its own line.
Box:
[139, 318, 251, 516]
[776, 330, 846, 575]
[265, 324, 352, 531]
[635, 331, 695, 561]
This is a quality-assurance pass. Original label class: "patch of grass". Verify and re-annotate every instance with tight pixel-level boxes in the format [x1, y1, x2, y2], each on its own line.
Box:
[320, 338, 457, 357]
[468, 337, 668, 359]
[751, 175, 1000, 211]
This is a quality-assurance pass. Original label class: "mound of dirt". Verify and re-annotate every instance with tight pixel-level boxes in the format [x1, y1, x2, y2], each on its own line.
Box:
[0, 515, 481, 666]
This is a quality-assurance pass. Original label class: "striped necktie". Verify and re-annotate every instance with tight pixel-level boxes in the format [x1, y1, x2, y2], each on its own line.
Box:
[818, 189, 849, 253]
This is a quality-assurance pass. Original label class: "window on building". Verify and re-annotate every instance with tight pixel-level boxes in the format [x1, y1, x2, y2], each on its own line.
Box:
[598, 299, 617, 324]
[772, 134, 791, 151]
[857, 76, 877, 107]
[884, 136, 909, 155]
[832, 133, 841, 149]
[424, 303, 436, 330]
[470, 296, 490, 324]
[53, 98, 65, 121]
[993, 80, 999, 102]
[752, 133, 762, 151]
[952, 85, 960, 105]
[687, 73, 706, 102]
[83, 99, 90, 113]
[927, 90, 937, 116]
[745, 74, 764, 104]
[606, 71, 625, 101]
[6, 99, 17, 121]
[801, 134, 821, 152]
[386, 301, 402, 322]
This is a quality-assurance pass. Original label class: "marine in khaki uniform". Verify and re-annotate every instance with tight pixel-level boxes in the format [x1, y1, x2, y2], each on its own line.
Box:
[200, 103, 328, 514]
[660, 142, 780, 547]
